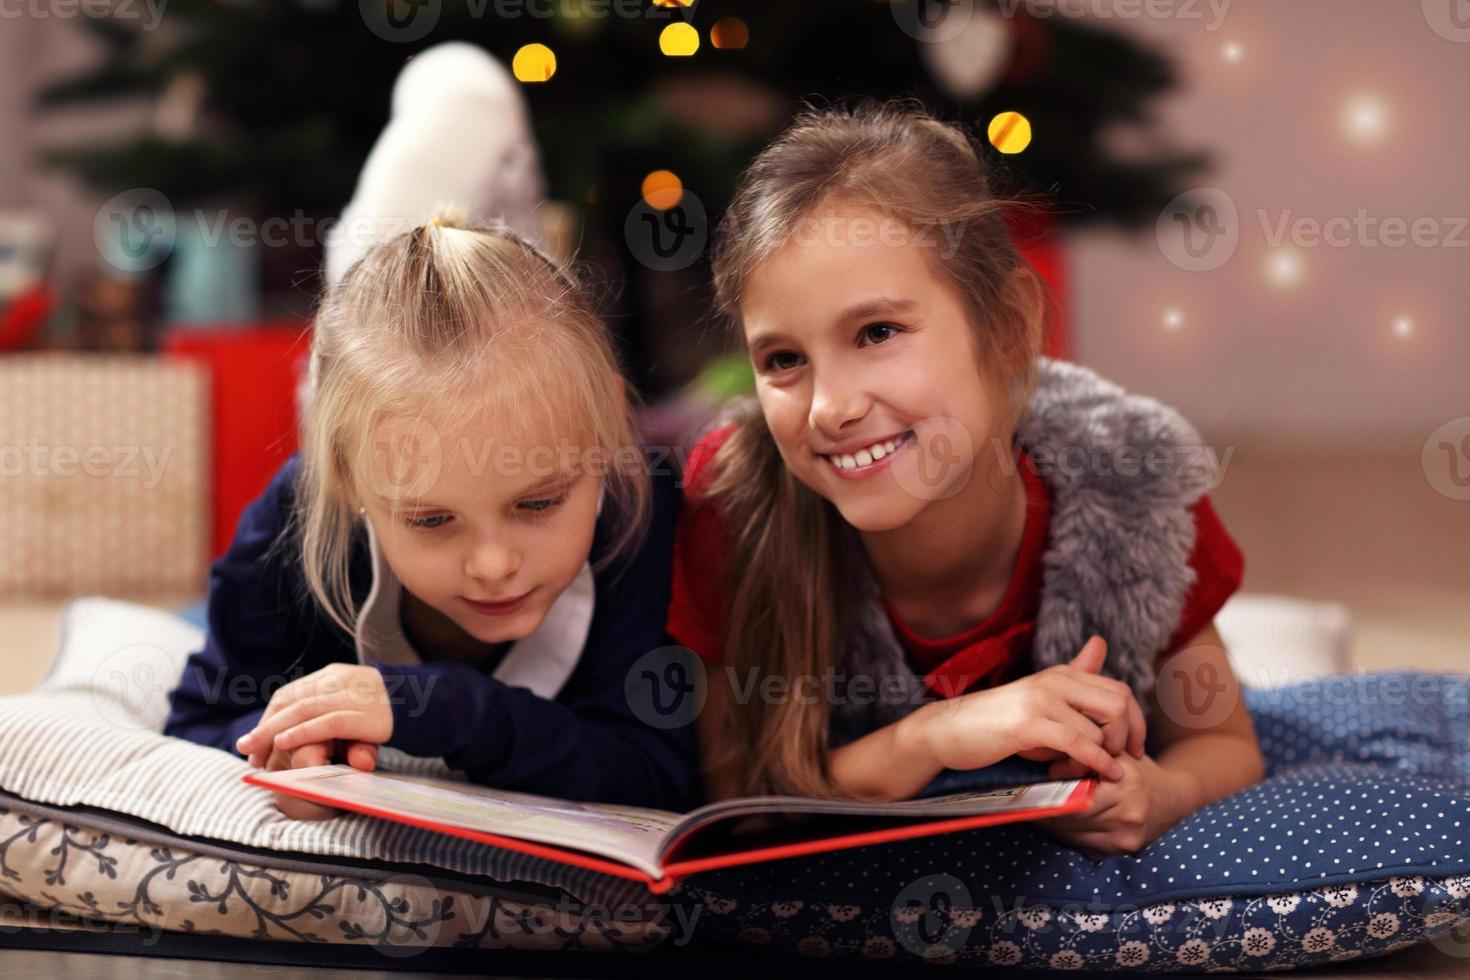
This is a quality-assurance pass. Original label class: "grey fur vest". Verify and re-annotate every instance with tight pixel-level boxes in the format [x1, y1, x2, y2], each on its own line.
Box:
[829, 357, 1221, 748]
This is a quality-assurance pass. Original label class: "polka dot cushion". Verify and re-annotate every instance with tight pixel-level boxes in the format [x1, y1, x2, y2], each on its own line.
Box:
[679, 672, 1470, 972]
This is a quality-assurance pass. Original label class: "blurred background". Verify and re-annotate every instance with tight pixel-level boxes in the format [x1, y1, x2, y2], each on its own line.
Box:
[1, 0, 1466, 692]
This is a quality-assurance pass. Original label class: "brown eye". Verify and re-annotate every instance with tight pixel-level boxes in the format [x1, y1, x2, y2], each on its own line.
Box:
[763, 350, 803, 372]
[859, 322, 900, 346]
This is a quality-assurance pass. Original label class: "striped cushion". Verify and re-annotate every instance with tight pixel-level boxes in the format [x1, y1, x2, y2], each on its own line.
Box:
[3, 597, 648, 909]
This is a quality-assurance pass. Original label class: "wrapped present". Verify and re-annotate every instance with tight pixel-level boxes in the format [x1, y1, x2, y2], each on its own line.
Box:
[0, 354, 209, 595]
[163, 322, 309, 558]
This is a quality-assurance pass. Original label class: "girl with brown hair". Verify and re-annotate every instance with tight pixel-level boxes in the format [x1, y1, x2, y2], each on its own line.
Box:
[669, 103, 1264, 858]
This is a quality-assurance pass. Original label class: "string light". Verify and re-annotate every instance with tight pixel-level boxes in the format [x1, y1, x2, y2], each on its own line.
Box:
[511, 44, 556, 83]
[659, 22, 699, 56]
[1392, 315, 1414, 339]
[1162, 308, 1184, 331]
[641, 170, 684, 211]
[987, 111, 1032, 154]
[711, 17, 749, 49]
[1265, 248, 1303, 287]
[1342, 94, 1388, 144]
[1222, 42, 1243, 63]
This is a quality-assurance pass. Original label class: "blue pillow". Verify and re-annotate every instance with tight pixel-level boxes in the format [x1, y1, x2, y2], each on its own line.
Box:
[680, 672, 1470, 972]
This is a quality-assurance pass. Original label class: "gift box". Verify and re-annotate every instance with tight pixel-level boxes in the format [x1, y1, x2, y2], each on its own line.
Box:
[163, 323, 310, 559]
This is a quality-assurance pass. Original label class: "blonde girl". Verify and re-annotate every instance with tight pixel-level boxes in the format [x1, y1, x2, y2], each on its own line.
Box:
[166, 215, 698, 818]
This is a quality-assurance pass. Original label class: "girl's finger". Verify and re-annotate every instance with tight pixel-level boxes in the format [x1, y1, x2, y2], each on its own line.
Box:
[290, 742, 333, 769]
[1068, 667, 1147, 759]
[1035, 718, 1124, 782]
[237, 694, 340, 754]
[1068, 635, 1107, 673]
[273, 711, 361, 751]
[1052, 703, 1108, 753]
[1049, 675, 1139, 757]
[1127, 690, 1147, 758]
[346, 741, 378, 771]
[272, 790, 341, 822]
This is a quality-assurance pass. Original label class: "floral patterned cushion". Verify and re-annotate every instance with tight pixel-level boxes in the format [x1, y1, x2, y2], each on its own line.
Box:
[676, 672, 1470, 972]
[0, 597, 679, 952]
[0, 792, 680, 952]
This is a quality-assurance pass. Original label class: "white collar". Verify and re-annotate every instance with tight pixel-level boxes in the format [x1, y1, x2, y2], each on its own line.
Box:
[353, 517, 597, 701]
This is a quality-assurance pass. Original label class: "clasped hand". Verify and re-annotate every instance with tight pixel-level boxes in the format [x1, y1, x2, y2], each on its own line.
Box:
[234, 663, 394, 821]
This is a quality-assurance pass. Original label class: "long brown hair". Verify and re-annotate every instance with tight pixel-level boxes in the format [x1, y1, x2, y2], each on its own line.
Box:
[701, 102, 1051, 797]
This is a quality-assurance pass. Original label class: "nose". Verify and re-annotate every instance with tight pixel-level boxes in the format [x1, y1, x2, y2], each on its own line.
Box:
[463, 533, 522, 585]
[807, 368, 869, 438]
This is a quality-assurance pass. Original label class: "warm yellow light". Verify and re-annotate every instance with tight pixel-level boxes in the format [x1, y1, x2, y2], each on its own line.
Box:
[987, 111, 1032, 154]
[641, 170, 684, 211]
[651, 0, 693, 5]
[512, 44, 557, 83]
[711, 17, 748, 49]
[659, 22, 700, 56]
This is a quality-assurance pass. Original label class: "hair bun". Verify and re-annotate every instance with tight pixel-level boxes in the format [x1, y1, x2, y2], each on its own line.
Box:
[425, 205, 468, 230]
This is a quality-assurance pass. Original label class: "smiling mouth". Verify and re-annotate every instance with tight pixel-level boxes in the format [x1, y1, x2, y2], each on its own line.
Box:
[820, 430, 915, 473]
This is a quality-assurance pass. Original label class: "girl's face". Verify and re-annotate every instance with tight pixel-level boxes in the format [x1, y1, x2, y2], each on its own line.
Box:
[741, 200, 1008, 533]
[358, 405, 602, 646]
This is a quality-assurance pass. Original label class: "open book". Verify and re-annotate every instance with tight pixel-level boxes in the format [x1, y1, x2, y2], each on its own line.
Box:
[245, 766, 1095, 894]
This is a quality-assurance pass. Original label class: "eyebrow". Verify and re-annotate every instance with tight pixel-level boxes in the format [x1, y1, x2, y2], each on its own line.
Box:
[747, 296, 918, 357]
[375, 471, 578, 510]
[840, 297, 917, 322]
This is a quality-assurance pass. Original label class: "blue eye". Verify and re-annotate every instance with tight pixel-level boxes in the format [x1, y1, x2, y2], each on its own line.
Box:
[519, 492, 568, 514]
[406, 514, 451, 530]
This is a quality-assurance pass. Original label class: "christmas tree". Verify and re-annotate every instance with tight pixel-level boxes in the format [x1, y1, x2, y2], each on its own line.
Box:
[37, 0, 1211, 388]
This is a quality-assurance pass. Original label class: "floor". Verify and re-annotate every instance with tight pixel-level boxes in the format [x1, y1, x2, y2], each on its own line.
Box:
[0, 446, 1466, 977]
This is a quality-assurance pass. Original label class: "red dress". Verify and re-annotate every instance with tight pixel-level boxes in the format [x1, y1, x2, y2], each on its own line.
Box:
[667, 425, 1244, 700]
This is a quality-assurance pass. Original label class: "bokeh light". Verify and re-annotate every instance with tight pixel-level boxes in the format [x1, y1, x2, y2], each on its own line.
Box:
[641, 170, 684, 211]
[512, 44, 557, 83]
[711, 17, 749, 50]
[660, 23, 700, 57]
[987, 111, 1032, 154]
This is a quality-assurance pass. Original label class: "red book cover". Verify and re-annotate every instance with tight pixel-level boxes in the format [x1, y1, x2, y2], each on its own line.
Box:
[245, 766, 1095, 895]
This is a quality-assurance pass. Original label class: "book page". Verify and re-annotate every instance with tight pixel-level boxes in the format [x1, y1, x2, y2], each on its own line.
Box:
[659, 778, 1087, 860]
[249, 765, 681, 877]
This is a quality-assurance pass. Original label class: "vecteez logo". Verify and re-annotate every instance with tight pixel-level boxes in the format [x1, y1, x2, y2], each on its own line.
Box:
[1156, 188, 1240, 272]
[94, 188, 177, 272]
[360, 0, 442, 43]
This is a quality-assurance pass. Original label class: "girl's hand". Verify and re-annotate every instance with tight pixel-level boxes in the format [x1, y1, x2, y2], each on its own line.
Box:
[1013, 635, 1147, 766]
[916, 636, 1146, 781]
[235, 664, 393, 766]
[1035, 752, 1193, 860]
[263, 740, 349, 821]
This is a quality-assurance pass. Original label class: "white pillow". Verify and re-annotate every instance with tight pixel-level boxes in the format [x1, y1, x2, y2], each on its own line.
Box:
[1216, 593, 1354, 688]
[37, 596, 205, 732]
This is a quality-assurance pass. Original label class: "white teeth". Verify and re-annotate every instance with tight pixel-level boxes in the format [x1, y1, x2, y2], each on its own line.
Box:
[827, 434, 906, 470]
